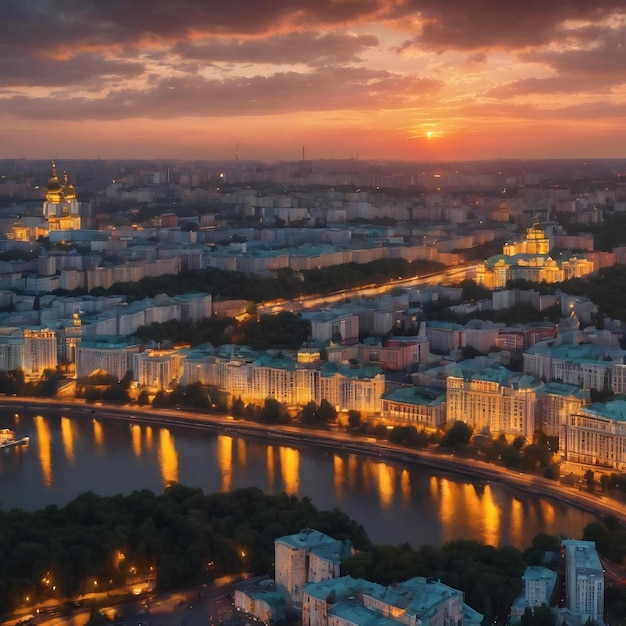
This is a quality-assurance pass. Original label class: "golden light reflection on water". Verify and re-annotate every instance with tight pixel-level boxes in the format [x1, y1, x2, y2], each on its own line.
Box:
[131, 424, 141, 457]
[510, 498, 523, 545]
[267, 446, 275, 485]
[279, 446, 299, 495]
[145, 426, 153, 451]
[217, 435, 233, 492]
[333, 455, 345, 501]
[481, 484, 501, 546]
[158, 428, 179, 487]
[237, 438, 247, 467]
[430, 477, 505, 545]
[401, 469, 411, 504]
[92, 420, 103, 452]
[34, 415, 52, 486]
[60, 416, 75, 464]
[376, 462, 394, 509]
[346, 455, 358, 490]
[540, 499, 555, 528]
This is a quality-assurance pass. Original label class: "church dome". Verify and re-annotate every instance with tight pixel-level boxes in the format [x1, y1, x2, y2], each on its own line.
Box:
[62, 171, 76, 200]
[46, 161, 64, 203]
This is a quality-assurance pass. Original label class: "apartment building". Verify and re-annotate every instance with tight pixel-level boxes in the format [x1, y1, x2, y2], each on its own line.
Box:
[566, 398, 626, 470]
[509, 566, 557, 622]
[274, 528, 353, 604]
[23, 328, 57, 377]
[382, 387, 446, 430]
[302, 576, 483, 626]
[562, 540, 604, 623]
[76, 336, 141, 380]
[446, 363, 540, 438]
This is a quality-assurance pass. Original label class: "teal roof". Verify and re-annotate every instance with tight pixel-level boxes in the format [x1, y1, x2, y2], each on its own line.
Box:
[562, 540, 603, 573]
[426, 320, 464, 331]
[79, 336, 140, 349]
[582, 397, 626, 422]
[528, 342, 626, 364]
[276, 528, 337, 551]
[540, 382, 590, 400]
[382, 387, 445, 407]
[253, 353, 296, 371]
[322, 362, 383, 379]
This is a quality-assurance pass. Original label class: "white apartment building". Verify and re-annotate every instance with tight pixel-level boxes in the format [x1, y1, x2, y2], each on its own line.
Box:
[382, 387, 446, 430]
[274, 528, 353, 605]
[562, 540, 604, 623]
[537, 383, 590, 442]
[76, 337, 141, 380]
[309, 312, 359, 344]
[23, 328, 57, 377]
[132, 349, 185, 391]
[510, 566, 557, 622]
[566, 398, 626, 470]
[446, 364, 540, 438]
[523, 339, 625, 392]
[426, 321, 465, 354]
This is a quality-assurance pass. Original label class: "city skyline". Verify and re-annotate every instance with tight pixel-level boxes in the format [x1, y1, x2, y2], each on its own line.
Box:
[2, 1, 626, 162]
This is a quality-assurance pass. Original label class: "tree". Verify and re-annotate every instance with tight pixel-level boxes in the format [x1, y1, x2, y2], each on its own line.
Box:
[317, 399, 337, 424]
[584, 469, 596, 492]
[137, 389, 150, 406]
[260, 398, 283, 424]
[440, 421, 473, 449]
[231, 397, 245, 418]
[347, 410, 361, 429]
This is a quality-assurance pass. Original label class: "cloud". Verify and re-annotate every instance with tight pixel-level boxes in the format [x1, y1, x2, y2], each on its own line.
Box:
[393, 0, 626, 51]
[0, 67, 441, 120]
[173, 32, 379, 67]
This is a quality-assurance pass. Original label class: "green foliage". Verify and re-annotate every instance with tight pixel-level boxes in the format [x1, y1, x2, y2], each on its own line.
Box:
[342, 539, 524, 621]
[152, 383, 212, 411]
[440, 421, 473, 449]
[520, 604, 556, 626]
[0, 487, 369, 615]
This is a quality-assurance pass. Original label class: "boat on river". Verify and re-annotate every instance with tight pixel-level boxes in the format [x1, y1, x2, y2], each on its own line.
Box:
[0, 428, 29, 449]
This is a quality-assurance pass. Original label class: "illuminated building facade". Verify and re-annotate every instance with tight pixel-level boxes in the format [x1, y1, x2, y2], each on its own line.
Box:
[562, 540, 604, 623]
[42, 161, 90, 232]
[76, 337, 141, 380]
[133, 349, 185, 391]
[275, 528, 353, 604]
[523, 340, 625, 392]
[381, 387, 446, 430]
[537, 383, 590, 442]
[446, 364, 540, 438]
[23, 328, 57, 377]
[566, 399, 626, 470]
[476, 222, 594, 289]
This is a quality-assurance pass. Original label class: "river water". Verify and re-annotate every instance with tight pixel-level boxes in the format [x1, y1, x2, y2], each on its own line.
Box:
[0, 410, 597, 549]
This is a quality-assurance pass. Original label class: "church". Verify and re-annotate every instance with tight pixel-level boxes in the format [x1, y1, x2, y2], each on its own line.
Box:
[42, 161, 84, 231]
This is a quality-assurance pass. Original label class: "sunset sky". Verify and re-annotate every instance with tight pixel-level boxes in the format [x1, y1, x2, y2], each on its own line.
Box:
[2, 0, 626, 162]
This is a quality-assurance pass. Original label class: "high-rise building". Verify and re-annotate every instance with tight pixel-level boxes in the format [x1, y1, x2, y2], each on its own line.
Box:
[562, 540, 604, 623]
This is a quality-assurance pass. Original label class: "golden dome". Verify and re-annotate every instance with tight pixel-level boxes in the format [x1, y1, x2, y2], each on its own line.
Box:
[46, 161, 63, 203]
[62, 171, 76, 200]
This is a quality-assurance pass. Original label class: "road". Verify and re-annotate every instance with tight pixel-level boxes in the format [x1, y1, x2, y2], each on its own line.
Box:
[256, 264, 477, 315]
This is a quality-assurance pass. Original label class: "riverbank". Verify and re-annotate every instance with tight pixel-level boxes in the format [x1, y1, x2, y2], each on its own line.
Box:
[6, 396, 626, 525]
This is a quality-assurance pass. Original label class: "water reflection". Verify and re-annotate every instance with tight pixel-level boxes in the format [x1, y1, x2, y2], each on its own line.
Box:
[376, 462, 394, 509]
[0, 411, 598, 548]
[60, 416, 75, 464]
[34, 415, 52, 486]
[158, 428, 178, 487]
[279, 446, 299, 495]
[131, 424, 142, 457]
[92, 420, 104, 452]
[218, 435, 233, 492]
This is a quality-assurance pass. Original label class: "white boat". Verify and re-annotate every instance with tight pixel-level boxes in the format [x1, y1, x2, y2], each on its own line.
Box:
[0, 428, 29, 449]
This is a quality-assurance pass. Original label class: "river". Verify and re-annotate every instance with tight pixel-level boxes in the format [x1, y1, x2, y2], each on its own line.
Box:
[0, 408, 598, 549]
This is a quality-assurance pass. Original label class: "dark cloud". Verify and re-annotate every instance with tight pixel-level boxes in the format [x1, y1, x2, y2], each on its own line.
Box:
[0, 49, 144, 88]
[488, 26, 626, 97]
[173, 32, 379, 67]
[0, 67, 441, 120]
[393, 0, 626, 51]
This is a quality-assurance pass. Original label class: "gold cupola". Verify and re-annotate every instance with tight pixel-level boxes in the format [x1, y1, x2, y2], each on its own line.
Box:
[62, 171, 76, 200]
[46, 161, 64, 203]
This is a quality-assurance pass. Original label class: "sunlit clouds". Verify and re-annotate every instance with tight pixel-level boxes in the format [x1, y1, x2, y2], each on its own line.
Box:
[2, 0, 626, 160]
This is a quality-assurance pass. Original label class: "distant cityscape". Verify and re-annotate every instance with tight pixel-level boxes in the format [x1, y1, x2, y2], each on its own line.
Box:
[1, 158, 626, 478]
